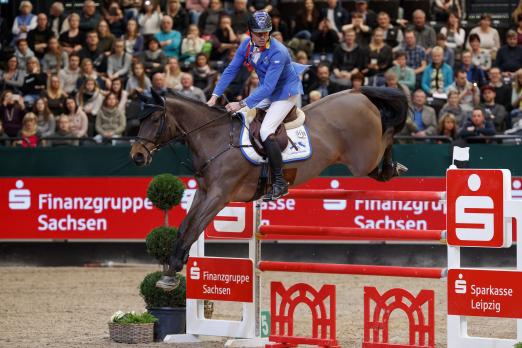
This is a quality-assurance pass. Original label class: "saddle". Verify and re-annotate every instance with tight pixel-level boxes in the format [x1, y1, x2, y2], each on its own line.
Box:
[247, 106, 306, 157]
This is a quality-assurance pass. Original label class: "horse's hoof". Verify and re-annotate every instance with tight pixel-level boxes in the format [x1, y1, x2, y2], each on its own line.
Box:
[395, 162, 408, 176]
[156, 274, 181, 292]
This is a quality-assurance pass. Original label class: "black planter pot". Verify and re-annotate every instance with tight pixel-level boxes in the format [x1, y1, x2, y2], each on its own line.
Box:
[147, 307, 186, 341]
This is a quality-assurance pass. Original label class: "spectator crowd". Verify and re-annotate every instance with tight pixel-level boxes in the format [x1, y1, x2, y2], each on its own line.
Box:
[1, 0, 522, 147]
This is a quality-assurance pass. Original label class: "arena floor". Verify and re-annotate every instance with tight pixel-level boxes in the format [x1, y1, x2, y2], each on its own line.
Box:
[0, 266, 517, 348]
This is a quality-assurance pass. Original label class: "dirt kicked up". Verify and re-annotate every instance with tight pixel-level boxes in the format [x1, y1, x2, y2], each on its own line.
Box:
[0, 266, 517, 348]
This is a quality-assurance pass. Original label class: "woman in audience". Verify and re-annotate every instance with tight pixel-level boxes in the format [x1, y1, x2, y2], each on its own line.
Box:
[77, 77, 104, 136]
[122, 19, 144, 55]
[191, 52, 217, 97]
[432, 0, 461, 22]
[515, 13, 522, 46]
[63, 96, 88, 138]
[141, 37, 168, 76]
[43, 74, 68, 115]
[211, 13, 238, 62]
[59, 13, 85, 55]
[33, 97, 55, 137]
[42, 37, 68, 75]
[0, 90, 25, 138]
[468, 34, 491, 71]
[104, 1, 125, 38]
[126, 62, 152, 98]
[0, 56, 25, 94]
[107, 39, 132, 81]
[439, 90, 467, 125]
[12, 1, 37, 44]
[138, 0, 163, 39]
[77, 58, 110, 91]
[510, 69, 522, 127]
[440, 12, 466, 52]
[109, 78, 128, 113]
[14, 112, 40, 148]
[437, 113, 458, 140]
[293, 0, 320, 40]
[51, 115, 78, 146]
[240, 71, 259, 100]
[95, 92, 126, 141]
[467, 14, 500, 59]
[365, 27, 393, 87]
[166, 0, 190, 34]
[165, 57, 182, 90]
[181, 24, 205, 63]
[21, 57, 47, 108]
[198, 0, 225, 37]
[97, 19, 117, 54]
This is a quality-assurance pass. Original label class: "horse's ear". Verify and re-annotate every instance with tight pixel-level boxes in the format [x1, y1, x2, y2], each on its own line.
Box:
[150, 88, 164, 107]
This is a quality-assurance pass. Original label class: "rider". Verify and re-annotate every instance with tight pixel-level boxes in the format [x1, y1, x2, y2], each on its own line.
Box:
[207, 11, 307, 201]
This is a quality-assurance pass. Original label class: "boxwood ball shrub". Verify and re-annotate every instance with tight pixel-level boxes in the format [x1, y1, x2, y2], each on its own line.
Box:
[146, 226, 178, 264]
[147, 174, 185, 211]
[140, 271, 186, 308]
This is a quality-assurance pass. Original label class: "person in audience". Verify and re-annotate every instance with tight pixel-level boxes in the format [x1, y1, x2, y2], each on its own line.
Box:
[515, 13, 522, 46]
[80, 31, 108, 74]
[63, 96, 88, 138]
[12, 1, 37, 43]
[80, 0, 101, 34]
[308, 63, 342, 98]
[186, 0, 209, 26]
[148, 72, 174, 97]
[33, 97, 55, 138]
[51, 115, 78, 146]
[480, 84, 507, 132]
[432, 0, 461, 22]
[77, 77, 104, 136]
[167, 0, 190, 34]
[43, 74, 67, 115]
[421, 46, 453, 96]
[342, 12, 371, 47]
[384, 70, 410, 99]
[165, 57, 183, 90]
[270, 9, 290, 41]
[126, 62, 152, 98]
[410, 10, 435, 52]
[488, 67, 512, 112]
[440, 12, 466, 53]
[350, 72, 364, 91]
[0, 56, 25, 94]
[198, 0, 225, 36]
[27, 13, 54, 60]
[141, 37, 168, 76]
[436, 33, 455, 68]
[155, 15, 182, 58]
[211, 13, 239, 62]
[77, 58, 109, 91]
[294, 0, 321, 40]
[0, 120, 10, 146]
[229, 0, 249, 36]
[104, 2, 125, 38]
[308, 90, 321, 103]
[0, 90, 25, 138]
[15, 38, 35, 73]
[181, 24, 205, 63]
[510, 69, 522, 127]
[107, 39, 133, 81]
[319, 0, 350, 36]
[468, 34, 491, 71]
[448, 69, 481, 116]
[21, 57, 47, 108]
[109, 78, 128, 113]
[460, 50, 487, 87]
[365, 27, 393, 86]
[310, 18, 339, 65]
[354, 0, 377, 29]
[437, 112, 458, 140]
[59, 13, 85, 55]
[331, 29, 368, 88]
[240, 71, 259, 100]
[399, 29, 427, 84]
[439, 90, 466, 125]
[138, 0, 163, 38]
[97, 19, 116, 54]
[122, 19, 144, 56]
[376, 12, 402, 49]
[14, 112, 40, 148]
[467, 14, 500, 59]
[49, 2, 66, 38]
[59, 54, 81, 96]
[410, 89, 437, 137]
[191, 53, 217, 97]
[95, 92, 126, 141]
[458, 107, 495, 141]
[178, 72, 206, 102]
[495, 30, 522, 76]
[42, 37, 68, 75]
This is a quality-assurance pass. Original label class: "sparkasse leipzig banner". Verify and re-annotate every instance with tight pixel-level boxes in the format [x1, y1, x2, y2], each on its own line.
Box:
[1, 176, 522, 240]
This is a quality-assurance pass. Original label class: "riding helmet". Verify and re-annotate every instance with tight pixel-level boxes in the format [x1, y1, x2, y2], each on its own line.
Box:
[248, 11, 272, 33]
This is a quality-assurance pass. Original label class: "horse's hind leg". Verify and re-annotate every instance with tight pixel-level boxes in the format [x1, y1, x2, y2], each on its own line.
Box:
[368, 128, 408, 182]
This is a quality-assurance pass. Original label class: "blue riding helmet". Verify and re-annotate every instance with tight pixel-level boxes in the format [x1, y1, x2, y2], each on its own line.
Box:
[248, 11, 272, 33]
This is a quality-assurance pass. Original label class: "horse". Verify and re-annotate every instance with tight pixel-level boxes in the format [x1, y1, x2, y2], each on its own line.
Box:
[130, 87, 409, 290]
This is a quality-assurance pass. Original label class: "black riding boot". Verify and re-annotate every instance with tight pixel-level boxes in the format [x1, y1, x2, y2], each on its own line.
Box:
[262, 135, 288, 201]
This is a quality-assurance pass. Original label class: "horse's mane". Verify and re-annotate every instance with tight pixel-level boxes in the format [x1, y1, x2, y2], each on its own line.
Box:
[166, 91, 228, 113]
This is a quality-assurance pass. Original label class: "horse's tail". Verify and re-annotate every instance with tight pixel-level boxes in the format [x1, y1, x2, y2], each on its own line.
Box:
[360, 86, 409, 134]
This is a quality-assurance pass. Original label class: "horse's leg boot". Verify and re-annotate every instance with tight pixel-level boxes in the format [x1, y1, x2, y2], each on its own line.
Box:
[262, 135, 288, 201]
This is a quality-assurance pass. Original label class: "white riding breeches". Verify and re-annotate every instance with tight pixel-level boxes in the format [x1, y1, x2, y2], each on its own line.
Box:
[258, 95, 299, 142]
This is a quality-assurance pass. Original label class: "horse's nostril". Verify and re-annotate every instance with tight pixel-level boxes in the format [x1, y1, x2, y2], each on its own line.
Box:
[134, 152, 145, 165]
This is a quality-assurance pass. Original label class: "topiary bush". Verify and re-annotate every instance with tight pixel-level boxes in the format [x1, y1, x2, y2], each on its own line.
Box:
[140, 271, 186, 308]
[147, 174, 185, 226]
[146, 226, 178, 265]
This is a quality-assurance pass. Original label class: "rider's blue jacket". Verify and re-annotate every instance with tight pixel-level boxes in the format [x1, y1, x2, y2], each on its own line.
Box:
[212, 38, 307, 108]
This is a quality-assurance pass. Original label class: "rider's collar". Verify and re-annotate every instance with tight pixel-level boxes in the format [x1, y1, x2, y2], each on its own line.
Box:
[252, 39, 271, 52]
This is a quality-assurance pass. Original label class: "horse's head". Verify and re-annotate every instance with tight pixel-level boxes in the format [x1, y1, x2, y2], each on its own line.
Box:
[130, 90, 176, 166]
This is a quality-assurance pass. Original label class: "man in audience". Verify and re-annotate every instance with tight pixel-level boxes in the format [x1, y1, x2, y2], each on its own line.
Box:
[488, 67, 512, 112]
[149, 72, 175, 97]
[230, 0, 249, 36]
[331, 29, 368, 88]
[400, 29, 427, 86]
[495, 30, 522, 76]
[410, 10, 436, 52]
[27, 13, 54, 59]
[79, 31, 107, 74]
[59, 53, 81, 96]
[411, 89, 437, 136]
[178, 73, 206, 102]
[51, 115, 78, 146]
[80, 0, 101, 34]
[308, 63, 343, 98]
[458, 107, 495, 142]
[387, 51, 416, 92]
[377, 12, 403, 49]
[354, 0, 377, 29]
[320, 0, 350, 36]
[480, 84, 507, 132]
[384, 70, 410, 98]
[448, 69, 481, 116]
[460, 50, 487, 87]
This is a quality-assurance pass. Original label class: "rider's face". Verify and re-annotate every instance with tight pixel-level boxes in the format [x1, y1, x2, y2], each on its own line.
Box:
[251, 31, 269, 47]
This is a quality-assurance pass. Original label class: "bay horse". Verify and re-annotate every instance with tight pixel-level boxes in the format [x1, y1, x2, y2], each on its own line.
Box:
[130, 87, 409, 290]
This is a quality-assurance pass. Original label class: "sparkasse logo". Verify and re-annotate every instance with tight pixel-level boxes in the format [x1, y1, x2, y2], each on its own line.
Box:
[9, 180, 31, 210]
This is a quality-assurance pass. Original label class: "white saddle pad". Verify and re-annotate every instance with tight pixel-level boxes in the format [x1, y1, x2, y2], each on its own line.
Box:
[238, 112, 312, 165]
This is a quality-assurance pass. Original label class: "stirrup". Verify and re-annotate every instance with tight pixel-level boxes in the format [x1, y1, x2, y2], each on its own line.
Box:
[262, 183, 288, 201]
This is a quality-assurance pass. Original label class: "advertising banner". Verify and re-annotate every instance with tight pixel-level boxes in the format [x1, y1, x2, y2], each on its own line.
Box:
[1, 176, 521, 241]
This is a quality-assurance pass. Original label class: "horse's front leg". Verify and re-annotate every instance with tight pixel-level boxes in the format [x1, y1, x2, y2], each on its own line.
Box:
[158, 188, 229, 290]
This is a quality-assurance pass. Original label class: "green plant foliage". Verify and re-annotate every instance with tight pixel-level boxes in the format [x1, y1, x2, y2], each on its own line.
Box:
[147, 174, 185, 211]
[514, 343, 522, 348]
[146, 226, 178, 264]
[111, 311, 158, 324]
[140, 272, 186, 308]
